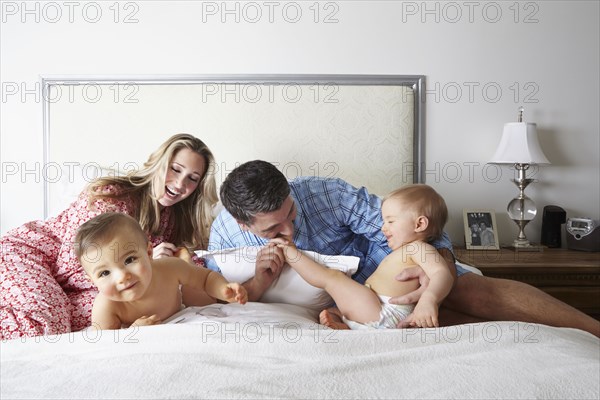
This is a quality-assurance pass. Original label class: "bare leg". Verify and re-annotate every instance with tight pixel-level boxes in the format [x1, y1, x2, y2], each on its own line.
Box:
[437, 307, 486, 326]
[321, 304, 487, 330]
[319, 307, 350, 330]
[444, 274, 600, 337]
[287, 253, 382, 324]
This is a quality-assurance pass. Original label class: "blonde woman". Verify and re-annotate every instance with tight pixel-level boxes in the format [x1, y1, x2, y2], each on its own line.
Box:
[0, 134, 218, 339]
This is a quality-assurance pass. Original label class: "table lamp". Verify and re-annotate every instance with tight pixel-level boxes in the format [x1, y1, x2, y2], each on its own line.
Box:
[489, 107, 550, 248]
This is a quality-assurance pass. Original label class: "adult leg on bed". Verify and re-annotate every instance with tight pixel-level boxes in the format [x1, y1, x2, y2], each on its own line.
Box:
[0, 305, 70, 340]
[443, 273, 600, 337]
[67, 289, 97, 332]
[437, 307, 486, 326]
[1, 235, 72, 339]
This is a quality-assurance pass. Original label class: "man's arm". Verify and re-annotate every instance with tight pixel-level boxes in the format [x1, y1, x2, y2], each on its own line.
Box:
[208, 210, 284, 301]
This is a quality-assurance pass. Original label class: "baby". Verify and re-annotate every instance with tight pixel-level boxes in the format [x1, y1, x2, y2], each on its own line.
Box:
[74, 212, 247, 330]
[273, 184, 454, 329]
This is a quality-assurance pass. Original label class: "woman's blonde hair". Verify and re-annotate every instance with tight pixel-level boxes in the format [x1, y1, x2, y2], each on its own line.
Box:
[88, 134, 218, 250]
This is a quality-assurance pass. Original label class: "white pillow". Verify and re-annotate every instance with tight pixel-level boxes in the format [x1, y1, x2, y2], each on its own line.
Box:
[455, 261, 483, 276]
[196, 247, 359, 311]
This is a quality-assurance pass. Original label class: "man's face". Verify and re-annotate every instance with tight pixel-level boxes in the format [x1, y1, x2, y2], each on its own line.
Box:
[240, 196, 297, 240]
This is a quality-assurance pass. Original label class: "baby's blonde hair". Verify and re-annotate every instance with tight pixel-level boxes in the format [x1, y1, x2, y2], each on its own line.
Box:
[383, 184, 448, 241]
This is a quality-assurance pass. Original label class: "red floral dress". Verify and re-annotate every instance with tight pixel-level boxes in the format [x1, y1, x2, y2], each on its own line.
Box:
[0, 186, 199, 340]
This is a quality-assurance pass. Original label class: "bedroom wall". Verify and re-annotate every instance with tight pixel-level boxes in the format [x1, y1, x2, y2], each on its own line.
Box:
[1, 0, 599, 248]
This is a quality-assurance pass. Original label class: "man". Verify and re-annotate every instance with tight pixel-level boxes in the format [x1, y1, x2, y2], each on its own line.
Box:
[209, 160, 599, 337]
[479, 221, 496, 247]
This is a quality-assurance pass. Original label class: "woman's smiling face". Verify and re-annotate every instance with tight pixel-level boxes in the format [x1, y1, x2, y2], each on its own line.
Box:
[158, 148, 206, 208]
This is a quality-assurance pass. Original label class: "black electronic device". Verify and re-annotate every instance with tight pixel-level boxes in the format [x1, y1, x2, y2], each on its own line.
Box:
[540, 205, 566, 248]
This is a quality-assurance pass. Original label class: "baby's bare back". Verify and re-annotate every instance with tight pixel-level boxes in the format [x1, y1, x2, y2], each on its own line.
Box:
[364, 248, 420, 298]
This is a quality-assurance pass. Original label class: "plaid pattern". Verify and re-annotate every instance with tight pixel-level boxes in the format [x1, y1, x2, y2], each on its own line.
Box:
[209, 177, 453, 284]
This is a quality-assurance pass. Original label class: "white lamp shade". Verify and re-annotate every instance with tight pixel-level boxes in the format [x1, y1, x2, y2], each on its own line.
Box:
[489, 122, 550, 164]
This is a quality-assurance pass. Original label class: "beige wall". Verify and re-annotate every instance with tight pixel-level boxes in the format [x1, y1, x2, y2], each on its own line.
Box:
[1, 1, 599, 247]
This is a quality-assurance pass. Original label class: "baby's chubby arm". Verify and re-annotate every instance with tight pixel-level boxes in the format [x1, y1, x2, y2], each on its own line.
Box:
[173, 258, 248, 305]
[131, 315, 161, 327]
[91, 296, 163, 330]
[90, 295, 124, 330]
[401, 241, 455, 328]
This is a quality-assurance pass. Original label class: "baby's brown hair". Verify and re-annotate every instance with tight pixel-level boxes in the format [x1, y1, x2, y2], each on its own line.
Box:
[74, 213, 148, 261]
[383, 184, 448, 242]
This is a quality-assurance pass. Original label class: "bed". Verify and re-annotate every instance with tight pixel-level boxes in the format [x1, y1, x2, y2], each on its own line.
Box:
[1, 75, 599, 399]
[2, 303, 599, 399]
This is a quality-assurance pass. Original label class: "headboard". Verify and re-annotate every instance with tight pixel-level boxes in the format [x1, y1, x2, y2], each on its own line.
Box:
[42, 75, 425, 218]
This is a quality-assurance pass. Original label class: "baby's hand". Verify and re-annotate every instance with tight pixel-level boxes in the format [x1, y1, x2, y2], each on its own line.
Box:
[174, 247, 193, 264]
[404, 302, 439, 328]
[223, 283, 248, 305]
[131, 314, 162, 327]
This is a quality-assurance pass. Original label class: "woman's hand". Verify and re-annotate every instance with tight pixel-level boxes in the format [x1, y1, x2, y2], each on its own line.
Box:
[152, 242, 178, 259]
[174, 247, 193, 264]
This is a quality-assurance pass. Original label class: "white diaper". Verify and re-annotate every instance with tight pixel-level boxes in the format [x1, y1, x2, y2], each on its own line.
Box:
[342, 293, 414, 330]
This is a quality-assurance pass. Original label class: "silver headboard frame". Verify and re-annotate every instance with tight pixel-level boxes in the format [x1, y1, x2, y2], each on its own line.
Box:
[41, 74, 425, 219]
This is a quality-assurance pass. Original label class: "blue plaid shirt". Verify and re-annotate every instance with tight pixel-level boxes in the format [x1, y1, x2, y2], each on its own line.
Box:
[208, 177, 454, 284]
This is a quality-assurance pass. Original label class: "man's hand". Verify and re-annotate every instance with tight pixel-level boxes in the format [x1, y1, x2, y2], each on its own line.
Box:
[388, 266, 430, 305]
[244, 243, 285, 301]
[255, 243, 285, 287]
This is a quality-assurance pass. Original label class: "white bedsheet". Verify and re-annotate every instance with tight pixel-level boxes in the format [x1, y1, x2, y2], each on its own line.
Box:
[1, 302, 599, 399]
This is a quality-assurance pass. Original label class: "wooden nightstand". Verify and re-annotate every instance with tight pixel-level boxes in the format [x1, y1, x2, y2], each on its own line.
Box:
[453, 247, 600, 320]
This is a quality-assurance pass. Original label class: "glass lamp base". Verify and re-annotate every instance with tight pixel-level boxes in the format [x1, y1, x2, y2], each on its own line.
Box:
[513, 238, 532, 247]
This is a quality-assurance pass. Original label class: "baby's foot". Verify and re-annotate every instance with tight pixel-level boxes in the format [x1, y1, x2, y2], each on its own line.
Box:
[319, 308, 350, 330]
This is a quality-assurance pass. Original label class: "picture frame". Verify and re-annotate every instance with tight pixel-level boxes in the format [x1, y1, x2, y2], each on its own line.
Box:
[463, 209, 500, 250]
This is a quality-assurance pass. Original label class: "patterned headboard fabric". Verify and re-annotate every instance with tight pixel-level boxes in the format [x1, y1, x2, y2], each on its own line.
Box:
[43, 75, 425, 218]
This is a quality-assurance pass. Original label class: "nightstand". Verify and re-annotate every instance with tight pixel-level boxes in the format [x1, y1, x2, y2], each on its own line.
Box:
[453, 247, 600, 320]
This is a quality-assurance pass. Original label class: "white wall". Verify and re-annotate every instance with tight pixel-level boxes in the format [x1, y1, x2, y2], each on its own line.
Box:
[2, 0, 599, 247]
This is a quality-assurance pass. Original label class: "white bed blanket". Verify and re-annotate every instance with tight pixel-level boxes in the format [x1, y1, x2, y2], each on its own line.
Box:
[1, 303, 599, 399]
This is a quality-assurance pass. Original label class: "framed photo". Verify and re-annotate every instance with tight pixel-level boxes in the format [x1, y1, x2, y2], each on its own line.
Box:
[463, 209, 500, 250]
